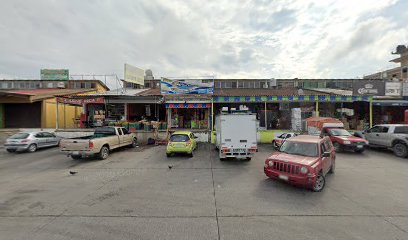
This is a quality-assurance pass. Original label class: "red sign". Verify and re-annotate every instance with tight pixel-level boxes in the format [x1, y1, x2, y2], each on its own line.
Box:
[56, 97, 104, 105]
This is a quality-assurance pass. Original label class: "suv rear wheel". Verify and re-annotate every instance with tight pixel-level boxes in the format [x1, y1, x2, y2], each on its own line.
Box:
[393, 143, 408, 158]
[312, 173, 325, 192]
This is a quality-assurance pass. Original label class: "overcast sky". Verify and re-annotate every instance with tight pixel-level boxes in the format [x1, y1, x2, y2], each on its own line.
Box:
[0, 0, 407, 83]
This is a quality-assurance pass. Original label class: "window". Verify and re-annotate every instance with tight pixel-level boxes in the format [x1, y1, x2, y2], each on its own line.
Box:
[122, 128, 129, 135]
[238, 81, 244, 88]
[244, 81, 251, 88]
[369, 126, 381, 133]
[381, 126, 389, 133]
[74, 82, 81, 89]
[323, 141, 331, 152]
[91, 83, 96, 88]
[85, 82, 92, 89]
[224, 81, 232, 88]
[117, 128, 123, 135]
[231, 81, 237, 88]
[42, 132, 55, 138]
[321, 142, 327, 154]
[394, 126, 408, 134]
[170, 134, 189, 142]
[35, 133, 45, 138]
[215, 81, 221, 89]
[254, 81, 260, 88]
[81, 83, 85, 88]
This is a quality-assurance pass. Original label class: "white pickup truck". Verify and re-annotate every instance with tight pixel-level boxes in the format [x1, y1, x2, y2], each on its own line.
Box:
[60, 127, 137, 160]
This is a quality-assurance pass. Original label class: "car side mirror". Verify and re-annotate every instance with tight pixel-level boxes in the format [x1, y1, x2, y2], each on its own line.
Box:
[322, 152, 330, 157]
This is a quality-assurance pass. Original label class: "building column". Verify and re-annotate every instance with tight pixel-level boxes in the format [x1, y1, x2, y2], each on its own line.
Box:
[315, 100, 319, 117]
[264, 102, 267, 129]
[124, 103, 128, 121]
[211, 99, 214, 132]
[56, 101, 59, 129]
[369, 99, 373, 128]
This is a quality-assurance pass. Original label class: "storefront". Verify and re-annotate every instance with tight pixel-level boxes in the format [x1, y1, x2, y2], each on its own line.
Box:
[372, 100, 408, 125]
[166, 103, 210, 130]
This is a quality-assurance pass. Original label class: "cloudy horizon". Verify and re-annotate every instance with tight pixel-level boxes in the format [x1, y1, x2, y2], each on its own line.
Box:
[0, 0, 407, 84]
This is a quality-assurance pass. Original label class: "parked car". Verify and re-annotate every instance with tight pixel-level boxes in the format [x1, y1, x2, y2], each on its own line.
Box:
[60, 127, 137, 160]
[166, 131, 197, 157]
[5, 132, 61, 153]
[362, 124, 408, 158]
[272, 132, 299, 150]
[264, 135, 335, 192]
[323, 128, 368, 153]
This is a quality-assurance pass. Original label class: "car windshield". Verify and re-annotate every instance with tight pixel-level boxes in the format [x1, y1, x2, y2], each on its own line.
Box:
[9, 133, 29, 139]
[329, 129, 351, 136]
[280, 141, 318, 157]
[170, 134, 189, 142]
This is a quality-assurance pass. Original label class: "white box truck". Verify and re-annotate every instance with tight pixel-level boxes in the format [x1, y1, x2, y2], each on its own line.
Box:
[215, 112, 258, 160]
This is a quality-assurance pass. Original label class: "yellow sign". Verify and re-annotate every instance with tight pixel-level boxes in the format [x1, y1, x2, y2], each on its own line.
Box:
[124, 64, 144, 85]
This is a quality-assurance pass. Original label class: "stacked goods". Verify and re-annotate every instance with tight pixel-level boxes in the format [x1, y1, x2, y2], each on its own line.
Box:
[304, 117, 344, 135]
[291, 108, 302, 131]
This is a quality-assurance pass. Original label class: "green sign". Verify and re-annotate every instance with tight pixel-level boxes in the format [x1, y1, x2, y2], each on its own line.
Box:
[40, 69, 69, 80]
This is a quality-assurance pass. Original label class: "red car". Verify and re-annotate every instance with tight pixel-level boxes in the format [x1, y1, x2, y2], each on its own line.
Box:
[323, 128, 368, 153]
[264, 135, 335, 192]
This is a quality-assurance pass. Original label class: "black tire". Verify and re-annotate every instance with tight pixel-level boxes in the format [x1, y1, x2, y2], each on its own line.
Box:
[333, 142, 341, 152]
[189, 152, 193, 158]
[393, 143, 408, 158]
[312, 173, 325, 192]
[329, 160, 335, 174]
[166, 153, 171, 158]
[27, 144, 37, 153]
[220, 157, 226, 161]
[6, 149, 16, 153]
[98, 146, 109, 160]
[131, 138, 137, 148]
[245, 157, 252, 161]
[272, 140, 278, 149]
[71, 155, 82, 160]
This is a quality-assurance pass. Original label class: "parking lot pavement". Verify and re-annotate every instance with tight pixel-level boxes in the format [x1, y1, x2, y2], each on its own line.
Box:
[0, 144, 407, 239]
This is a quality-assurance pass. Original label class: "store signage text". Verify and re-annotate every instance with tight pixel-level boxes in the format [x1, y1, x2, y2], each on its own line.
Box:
[56, 97, 105, 105]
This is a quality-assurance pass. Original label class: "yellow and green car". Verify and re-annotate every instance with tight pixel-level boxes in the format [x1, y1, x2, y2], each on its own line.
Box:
[166, 131, 197, 157]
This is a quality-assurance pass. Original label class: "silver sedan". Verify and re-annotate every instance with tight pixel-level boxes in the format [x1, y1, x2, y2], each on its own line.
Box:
[4, 132, 61, 153]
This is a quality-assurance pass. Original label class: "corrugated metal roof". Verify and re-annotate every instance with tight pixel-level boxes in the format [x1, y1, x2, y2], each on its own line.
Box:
[213, 88, 328, 96]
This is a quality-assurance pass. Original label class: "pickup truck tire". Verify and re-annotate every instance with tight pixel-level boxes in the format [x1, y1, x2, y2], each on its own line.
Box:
[98, 146, 109, 160]
[71, 155, 82, 160]
[393, 143, 408, 158]
[245, 157, 252, 161]
[312, 173, 325, 192]
[272, 140, 279, 150]
[131, 138, 137, 148]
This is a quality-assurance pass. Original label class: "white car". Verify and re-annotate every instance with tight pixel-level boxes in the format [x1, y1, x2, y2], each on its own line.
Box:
[272, 132, 299, 150]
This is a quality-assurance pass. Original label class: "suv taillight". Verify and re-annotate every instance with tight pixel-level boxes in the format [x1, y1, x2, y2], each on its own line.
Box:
[89, 141, 94, 149]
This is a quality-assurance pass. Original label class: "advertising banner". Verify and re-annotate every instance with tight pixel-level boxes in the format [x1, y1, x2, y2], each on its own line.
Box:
[124, 64, 144, 85]
[40, 69, 69, 80]
[160, 78, 214, 94]
[352, 80, 385, 96]
[385, 82, 402, 96]
[56, 97, 105, 105]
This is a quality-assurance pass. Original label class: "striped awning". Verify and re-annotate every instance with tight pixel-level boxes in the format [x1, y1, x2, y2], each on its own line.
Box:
[166, 103, 210, 108]
[213, 95, 372, 103]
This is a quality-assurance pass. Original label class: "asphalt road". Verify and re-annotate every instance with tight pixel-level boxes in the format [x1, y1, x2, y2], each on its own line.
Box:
[0, 144, 407, 240]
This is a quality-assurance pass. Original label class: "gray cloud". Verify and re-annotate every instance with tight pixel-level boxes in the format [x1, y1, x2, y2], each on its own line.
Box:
[0, 0, 406, 83]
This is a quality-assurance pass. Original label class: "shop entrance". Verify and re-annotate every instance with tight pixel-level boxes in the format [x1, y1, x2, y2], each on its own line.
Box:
[169, 108, 209, 129]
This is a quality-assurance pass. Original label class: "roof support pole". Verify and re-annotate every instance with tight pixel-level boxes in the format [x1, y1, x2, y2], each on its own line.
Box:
[211, 98, 214, 132]
[369, 98, 373, 128]
[315, 100, 319, 117]
[56, 100, 59, 130]
[264, 102, 267, 129]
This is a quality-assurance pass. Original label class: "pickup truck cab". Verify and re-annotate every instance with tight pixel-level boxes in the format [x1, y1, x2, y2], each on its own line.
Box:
[264, 135, 335, 192]
[323, 128, 368, 153]
[363, 124, 408, 158]
[60, 127, 137, 160]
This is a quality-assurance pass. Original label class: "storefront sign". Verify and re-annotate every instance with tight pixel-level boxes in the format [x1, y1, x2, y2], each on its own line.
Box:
[40, 69, 69, 80]
[385, 82, 402, 96]
[161, 78, 214, 94]
[124, 64, 144, 85]
[56, 97, 105, 105]
[166, 103, 210, 108]
[352, 81, 385, 96]
[213, 95, 371, 103]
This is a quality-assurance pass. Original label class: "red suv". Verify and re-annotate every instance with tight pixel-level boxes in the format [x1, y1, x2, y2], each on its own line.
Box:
[264, 135, 335, 192]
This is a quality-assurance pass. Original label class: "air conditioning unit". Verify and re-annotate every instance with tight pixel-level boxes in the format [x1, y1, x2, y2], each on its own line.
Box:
[57, 82, 66, 88]
[270, 78, 277, 87]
